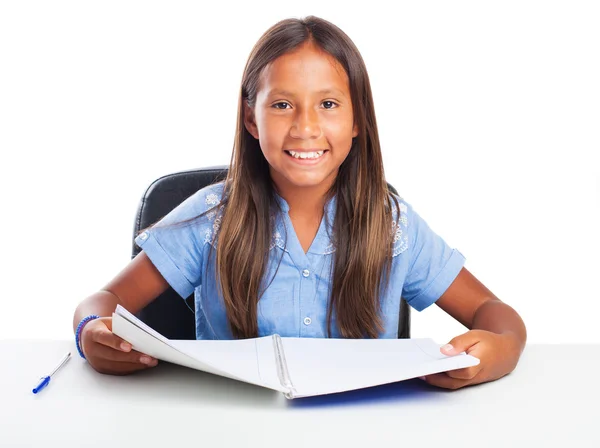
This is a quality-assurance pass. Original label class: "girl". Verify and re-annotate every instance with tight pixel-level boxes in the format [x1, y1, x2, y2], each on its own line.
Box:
[73, 16, 527, 390]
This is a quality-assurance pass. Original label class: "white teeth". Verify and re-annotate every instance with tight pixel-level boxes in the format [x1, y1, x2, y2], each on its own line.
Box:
[287, 150, 325, 159]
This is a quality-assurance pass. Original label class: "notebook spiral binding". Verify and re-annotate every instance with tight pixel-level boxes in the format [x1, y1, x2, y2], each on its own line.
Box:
[273, 334, 297, 399]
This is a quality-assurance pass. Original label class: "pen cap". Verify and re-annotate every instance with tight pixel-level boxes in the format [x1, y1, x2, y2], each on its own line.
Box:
[32, 376, 50, 394]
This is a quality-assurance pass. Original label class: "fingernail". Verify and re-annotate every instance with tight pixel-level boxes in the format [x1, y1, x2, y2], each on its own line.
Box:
[140, 356, 151, 364]
[121, 343, 131, 351]
[442, 344, 453, 352]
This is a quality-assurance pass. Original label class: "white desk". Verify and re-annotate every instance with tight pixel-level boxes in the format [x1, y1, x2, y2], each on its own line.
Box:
[1, 340, 598, 447]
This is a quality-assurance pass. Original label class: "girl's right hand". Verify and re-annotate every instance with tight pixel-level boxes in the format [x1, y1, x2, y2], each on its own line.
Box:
[80, 317, 159, 375]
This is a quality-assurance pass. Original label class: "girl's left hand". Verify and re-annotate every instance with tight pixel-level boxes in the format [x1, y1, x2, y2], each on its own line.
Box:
[419, 329, 522, 390]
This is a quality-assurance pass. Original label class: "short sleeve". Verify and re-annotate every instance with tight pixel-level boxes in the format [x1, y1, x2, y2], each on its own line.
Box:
[401, 200, 466, 311]
[134, 184, 222, 299]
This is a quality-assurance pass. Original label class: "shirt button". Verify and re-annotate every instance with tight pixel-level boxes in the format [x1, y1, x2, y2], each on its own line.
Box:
[302, 269, 310, 277]
[139, 232, 148, 240]
[303, 317, 312, 325]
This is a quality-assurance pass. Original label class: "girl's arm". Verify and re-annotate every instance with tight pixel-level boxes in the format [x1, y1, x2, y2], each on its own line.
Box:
[435, 266, 527, 352]
[419, 266, 527, 389]
[72, 251, 170, 375]
[72, 251, 170, 334]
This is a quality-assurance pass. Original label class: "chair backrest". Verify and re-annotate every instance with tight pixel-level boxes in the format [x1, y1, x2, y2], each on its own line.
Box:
[132, 165, 411, 340]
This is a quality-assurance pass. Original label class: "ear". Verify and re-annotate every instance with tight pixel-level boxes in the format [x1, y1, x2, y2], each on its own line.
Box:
[243, 101, 259, 140]
[352, 122, 359, 138]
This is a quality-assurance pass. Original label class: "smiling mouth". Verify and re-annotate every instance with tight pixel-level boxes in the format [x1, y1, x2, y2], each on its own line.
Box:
[284, 150, 329, 160]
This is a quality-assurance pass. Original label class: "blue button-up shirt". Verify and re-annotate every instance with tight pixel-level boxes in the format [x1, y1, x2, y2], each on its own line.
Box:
[134, 181, 465, 340]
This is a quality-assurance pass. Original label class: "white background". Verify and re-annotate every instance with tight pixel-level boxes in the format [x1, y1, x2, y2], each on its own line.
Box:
[1, 1, 598, 343]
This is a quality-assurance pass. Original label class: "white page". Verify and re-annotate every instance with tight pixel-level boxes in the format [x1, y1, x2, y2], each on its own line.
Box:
[170, 338, 284, 392]
[111, 306, 287, 393]
[280, 337, 480, 398]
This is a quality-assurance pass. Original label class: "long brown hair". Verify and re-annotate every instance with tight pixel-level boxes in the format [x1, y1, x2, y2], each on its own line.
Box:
[140, 15, 401, 339]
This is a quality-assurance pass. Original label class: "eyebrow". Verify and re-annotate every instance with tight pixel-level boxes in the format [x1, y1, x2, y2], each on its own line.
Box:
[266, 88, 346, 97]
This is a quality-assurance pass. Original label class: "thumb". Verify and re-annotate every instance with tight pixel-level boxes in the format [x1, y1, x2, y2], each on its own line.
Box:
[440, 331, 481, 355]
[85, 316, 112, 336]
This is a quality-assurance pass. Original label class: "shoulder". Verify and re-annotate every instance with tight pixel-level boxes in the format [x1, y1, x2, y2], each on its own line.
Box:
[150, 181, 227, 233]
[164, 181, 226, 221]
[140, 181, 228, 251]
[185, 180, 226, 214]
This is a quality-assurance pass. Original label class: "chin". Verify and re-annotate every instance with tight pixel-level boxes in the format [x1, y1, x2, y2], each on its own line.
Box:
[286, 171, 339, 191]
[285, 176, 326, 188]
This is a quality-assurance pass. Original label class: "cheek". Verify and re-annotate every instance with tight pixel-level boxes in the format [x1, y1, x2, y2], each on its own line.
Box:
[257, 123, 286, 166]
[258, 132, 283, 160]
[257, 115, 286, 148]
[323, 120, 355, 147]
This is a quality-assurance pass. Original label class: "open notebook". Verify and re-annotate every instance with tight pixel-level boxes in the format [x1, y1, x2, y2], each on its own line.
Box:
[112, 305, 480, 399]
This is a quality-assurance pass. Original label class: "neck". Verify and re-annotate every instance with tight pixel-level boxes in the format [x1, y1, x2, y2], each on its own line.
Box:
[273, 179, 333, 222]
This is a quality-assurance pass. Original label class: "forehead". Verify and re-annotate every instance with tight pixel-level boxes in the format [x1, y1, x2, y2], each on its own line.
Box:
[258, 43, 350, 96]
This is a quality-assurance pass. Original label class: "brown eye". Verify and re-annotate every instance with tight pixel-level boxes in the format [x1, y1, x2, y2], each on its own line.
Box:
[273, 102, 290, 110]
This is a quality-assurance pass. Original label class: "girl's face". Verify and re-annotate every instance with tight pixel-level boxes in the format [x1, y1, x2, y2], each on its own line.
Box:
[244, 42, 358, 193]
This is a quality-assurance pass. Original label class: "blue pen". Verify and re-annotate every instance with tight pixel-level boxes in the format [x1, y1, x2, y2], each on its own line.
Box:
[32, 352, 71, 394]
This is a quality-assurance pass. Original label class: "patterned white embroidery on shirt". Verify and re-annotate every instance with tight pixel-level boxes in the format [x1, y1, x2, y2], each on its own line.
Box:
[268, 212, 288, 252]
[204, 215, 223, 247]
[391, 199, 409, 257]
[323, 242, 336, 255]
[203, 192, 224, 247]
[205, 193, 219, 206]
[269, 229, 287, 251]
[203, 227, 213, 246]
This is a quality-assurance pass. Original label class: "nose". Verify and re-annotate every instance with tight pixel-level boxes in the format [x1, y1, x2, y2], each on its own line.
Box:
[289, 107, 322, 140]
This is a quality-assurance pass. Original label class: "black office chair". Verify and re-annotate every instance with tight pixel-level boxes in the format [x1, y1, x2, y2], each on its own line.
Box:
[132, 165, 411, 340]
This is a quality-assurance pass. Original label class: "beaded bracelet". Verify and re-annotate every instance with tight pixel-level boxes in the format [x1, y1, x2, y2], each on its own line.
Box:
[75, 315, 100, 359]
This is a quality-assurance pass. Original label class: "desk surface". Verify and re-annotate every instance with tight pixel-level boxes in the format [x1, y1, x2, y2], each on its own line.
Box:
[1, 340, 598, 447]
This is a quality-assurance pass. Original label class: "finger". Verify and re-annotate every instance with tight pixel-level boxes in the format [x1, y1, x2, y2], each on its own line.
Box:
[422, 372, 472, 390]
[89, 325, 133, 352]
[90, 343, 158, 366]
[442, 331, 483, 356]
[95, 361, 156, 376]
[444, 366, 481, 380]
